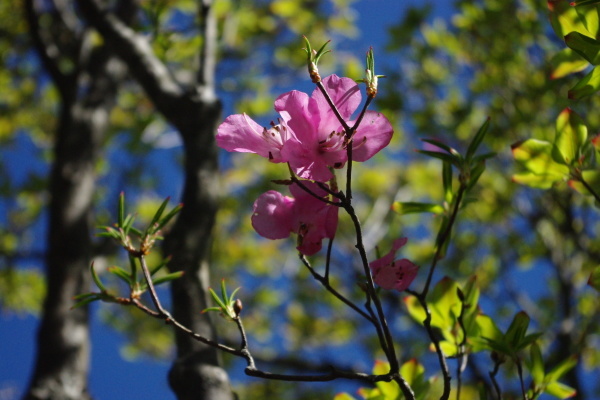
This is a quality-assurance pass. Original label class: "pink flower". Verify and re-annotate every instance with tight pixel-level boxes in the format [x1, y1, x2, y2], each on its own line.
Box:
[369, 238, 419, 292]
[251, 182, 338, 255]
[216, 114, 291, 163]
[216, 75, 394, 182]
[279, 75, 393, 181]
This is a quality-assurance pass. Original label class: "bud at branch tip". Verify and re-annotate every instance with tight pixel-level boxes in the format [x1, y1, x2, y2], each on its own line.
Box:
[303, 36, 331, 83]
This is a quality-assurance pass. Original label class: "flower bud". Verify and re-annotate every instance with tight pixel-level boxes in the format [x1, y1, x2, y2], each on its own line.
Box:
[233, 299, 243, 317]
[303, 36, 331, 84]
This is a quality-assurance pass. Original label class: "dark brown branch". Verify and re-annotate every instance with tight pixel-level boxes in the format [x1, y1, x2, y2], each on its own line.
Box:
[76, 0, 186, 121]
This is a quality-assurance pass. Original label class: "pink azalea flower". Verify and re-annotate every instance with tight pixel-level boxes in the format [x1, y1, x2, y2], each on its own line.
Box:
[279, 75, 393, 181]
[369, 238, 419, 292]
[216, 75, 394, 182]
[216, 114, 290, 163]
[251, 182, 338, 256]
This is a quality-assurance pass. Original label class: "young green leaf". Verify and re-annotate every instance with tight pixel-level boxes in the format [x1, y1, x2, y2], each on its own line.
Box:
[550, 48, 590, 79]
[147, 196, 171, 233]
[108, 266, 133, 286]
[529, 342, 545, 384]
[443, 161, 453, 203]
[568, 65, 600, 99]
[155, 203, 183, 232]
[118, 192, 125, 228]
[554, 108, 587, 165]
[418, 150, 462, 168]
[391, 202, 444, 215]
[565, 32, 600, 65]
[549, 0, 597, 39]
[505, 311, 531, 350]
[152, 271, 184, 286]
[545, 381, 577, 398]
[465, 117, 491, 162]
[572, 0, 600, 5]
[91, 263, 107, 292]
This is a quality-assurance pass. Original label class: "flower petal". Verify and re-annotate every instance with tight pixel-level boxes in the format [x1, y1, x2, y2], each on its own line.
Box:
[373, 259, 419, 291]
[251, 191, 294, 239]
[275, 90, 317, 143]
[216, 114, 285, 162]
[281, 138, 335, 182]
[313, 75, 361, 131]
[369, 237, 408, 274]
[351, 111, 393, 162]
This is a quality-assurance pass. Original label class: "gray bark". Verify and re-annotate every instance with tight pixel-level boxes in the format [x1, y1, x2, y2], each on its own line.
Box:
[23, 1, 131, 398]
[75, 1, 234, 398]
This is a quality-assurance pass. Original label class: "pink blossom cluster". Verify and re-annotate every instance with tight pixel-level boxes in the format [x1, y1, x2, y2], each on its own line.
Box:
[216, 74, 417, 291]
[216, 75, 393, 183]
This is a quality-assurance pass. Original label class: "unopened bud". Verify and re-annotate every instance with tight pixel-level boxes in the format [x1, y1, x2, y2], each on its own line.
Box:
[233, 299, 243, 317]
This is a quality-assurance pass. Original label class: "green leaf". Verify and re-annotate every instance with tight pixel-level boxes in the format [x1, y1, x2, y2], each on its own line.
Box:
[554, 108, 587, 165]
[150, 256, 172, 276]
[512, 139, 570, 176]
[417, 149, 462, 168]
[546, 355, 578, 383]
[208, 287, 227, 310]
[428, 277, 461, 330]
[545, 381, 577, 398]
[589, 265, 600, 291]
[465, 117, 490, 162]
[155, 203, 183, 232]
[72, 295, 100, 309]
[467, 160, 486, 191]
[443, 161, 453, 203]
[573, 0, 600, 5]
[421, 138, 458, 155]
[147, 196, 171, 233]
[568, 170, 600, 196]
[512, 172, 565, 189]
[229, 286, 241, 303]
[391, 201, 444, 215]
[505, 311, 531, 350]
[568, 65, 600, 99]
[91, 263, 107, 292]
[550, 48, 590, 79]
[118, 192, 125, 228]
[372, 361, 399, 400]
[108, 266, 133, 286]
[400, 359, 425, 386]
[152, 271, 184, 286]
[549, 0, 597, 39]
[565, 31, 600, 64]
[529, 342, 545, 384]
[404, 295, 427, 325]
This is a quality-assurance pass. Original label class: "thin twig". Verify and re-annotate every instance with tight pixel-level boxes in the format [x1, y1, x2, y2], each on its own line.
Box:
[489, 360, 503, 400]
[516, 358, 527, 400]
[579, 174, 600, 205]
[325, 237, 333, 280]
[316, 82, 351, 133]
[138, 254, 169, 315]
[299, 254, 374, 322]
[291, 176, 341, 206]
[422, 183, 466, 298]
[456, 299, 469, 400]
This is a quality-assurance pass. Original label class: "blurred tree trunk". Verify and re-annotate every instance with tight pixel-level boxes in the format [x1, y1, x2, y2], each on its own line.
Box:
[76, 0, 234, 399]
[23, 1, 132, 399]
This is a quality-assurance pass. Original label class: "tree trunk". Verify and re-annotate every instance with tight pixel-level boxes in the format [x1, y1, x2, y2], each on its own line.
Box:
[24, 1, 129, 398]
[75, 1, 234, 398]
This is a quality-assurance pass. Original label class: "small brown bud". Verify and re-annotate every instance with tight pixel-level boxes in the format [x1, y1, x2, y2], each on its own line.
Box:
[233, 299, 243, 317]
